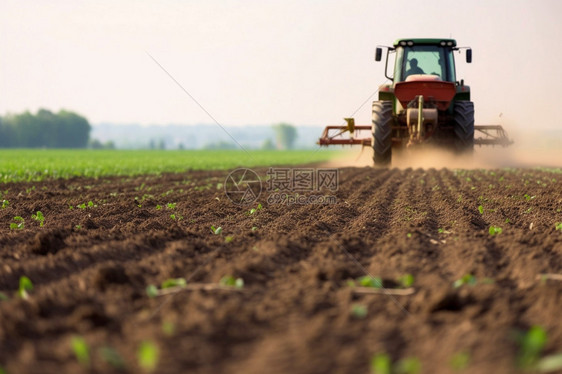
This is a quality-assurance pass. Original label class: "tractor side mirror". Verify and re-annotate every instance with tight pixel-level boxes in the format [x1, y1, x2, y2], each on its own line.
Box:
[466, 48, 472, 63]
[375, 47, 382, 62]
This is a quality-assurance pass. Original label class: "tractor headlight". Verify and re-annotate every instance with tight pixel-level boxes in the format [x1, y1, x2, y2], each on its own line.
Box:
[447, 41, 453, 46]
[440, 41, 446, 46]
[399, 41, 407, 46]
[407, 41, 414, 46]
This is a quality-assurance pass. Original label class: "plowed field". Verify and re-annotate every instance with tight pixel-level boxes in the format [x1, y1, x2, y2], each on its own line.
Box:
[1, 166, 561, 374]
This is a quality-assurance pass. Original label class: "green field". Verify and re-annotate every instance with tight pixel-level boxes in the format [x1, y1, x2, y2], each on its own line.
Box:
[0, 149, 343, 182]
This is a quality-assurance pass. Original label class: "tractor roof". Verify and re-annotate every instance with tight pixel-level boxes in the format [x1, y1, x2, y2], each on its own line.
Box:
[393, 38, 457, 47]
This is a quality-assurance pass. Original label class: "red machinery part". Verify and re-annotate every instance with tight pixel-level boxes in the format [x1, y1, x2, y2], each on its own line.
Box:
[394, 75, 456, 111]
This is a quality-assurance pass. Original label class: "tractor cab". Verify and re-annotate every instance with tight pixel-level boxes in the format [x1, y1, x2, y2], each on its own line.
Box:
[377, 39, 470, 85]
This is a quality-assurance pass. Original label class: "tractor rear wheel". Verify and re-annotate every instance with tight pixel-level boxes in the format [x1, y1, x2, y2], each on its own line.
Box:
[372, 101, 393, 166]
[453, 101, 475, 153]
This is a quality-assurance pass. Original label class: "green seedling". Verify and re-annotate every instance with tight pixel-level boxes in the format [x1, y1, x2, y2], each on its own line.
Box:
[514, 325, 562, 372]
[395, 358, 422, 374]
[555, 222, 562, 231]
[350, 304, 368, 319]
[505, 218, 511, 223]
[155, 205, 162, 210]
[225, 236, 234, 243]
[478, 205, 484, 214]
[162, 321, 176, 336]
[136, 194, 153, 203]
[210, 225, 222, 235]
[1, 199, 9, 209]
[453, 274, 477, 289]
[407, 233, 412, 238]
[357, 275, 383, 289]
[170, 213, 184, 221]
[251, 226, 258, 232]
[137, 341, 159, 372]
[371, 353, 391, 374]
[77, 201, 96, 209]
[371, 353, 421, 374]
[146, 285, 159, 298]
[166, 202, 176, 209]
[450, 351, 471, 371]
[75, 225, 82, 230]
[489, 226, 503, 236]
[524, 194, 536, 201]
[0, 365, 5, 374]
[517, 325, 547, 369]
[248, 203, 263, 215]
[398, 274, 415, 288]
[71, 336, 90, 368]
[99, 346, 126, 369]
[220, 276, 244, 289]
[32, 211, 45, 227]
[18, 276, 34, 299]
[161, 278, 186, 289]
[10, 216, 25, 230]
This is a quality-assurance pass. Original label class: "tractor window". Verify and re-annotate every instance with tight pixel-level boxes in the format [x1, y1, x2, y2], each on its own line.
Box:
[399, 46, 454, 82]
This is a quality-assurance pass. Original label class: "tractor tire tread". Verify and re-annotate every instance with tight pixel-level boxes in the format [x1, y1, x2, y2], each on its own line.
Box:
[372, 101, 393, 166]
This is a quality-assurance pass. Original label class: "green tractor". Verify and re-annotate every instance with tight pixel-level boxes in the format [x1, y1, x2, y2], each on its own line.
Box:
[318, 38, 511, 165]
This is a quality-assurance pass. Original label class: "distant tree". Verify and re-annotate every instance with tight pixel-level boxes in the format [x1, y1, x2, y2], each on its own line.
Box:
[89, 139, 116, 149]
[261, 138, 276, 150]
[104, 140, 116, 150]
[272, 123, 297, 150]
[0, 117, 13, 147]
[89, 139, 104, 149]
[0, 109, 90, 148]
[56, 110, 91, 148]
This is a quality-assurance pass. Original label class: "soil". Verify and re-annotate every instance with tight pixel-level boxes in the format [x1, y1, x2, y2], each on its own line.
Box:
[1, 167, 561, 374]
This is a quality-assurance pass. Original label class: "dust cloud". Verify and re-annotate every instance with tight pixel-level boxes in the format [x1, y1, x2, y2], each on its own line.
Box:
[323, 129, 562, 170]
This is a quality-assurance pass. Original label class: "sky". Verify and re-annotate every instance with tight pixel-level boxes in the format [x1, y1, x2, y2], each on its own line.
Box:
[1, 0, 561, 131]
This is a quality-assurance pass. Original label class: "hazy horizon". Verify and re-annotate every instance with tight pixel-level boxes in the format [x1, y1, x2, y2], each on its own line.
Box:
[2, 0, 561, 132]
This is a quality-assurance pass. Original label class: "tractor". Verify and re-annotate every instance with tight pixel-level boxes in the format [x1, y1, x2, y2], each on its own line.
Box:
[318, 38, 512, 165]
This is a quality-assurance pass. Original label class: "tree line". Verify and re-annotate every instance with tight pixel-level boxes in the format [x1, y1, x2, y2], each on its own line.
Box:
[0, 109, 91, 148]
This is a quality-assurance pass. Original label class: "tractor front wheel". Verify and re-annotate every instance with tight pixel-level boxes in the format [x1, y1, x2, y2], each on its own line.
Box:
[453, 101, 475, 153]
[372, 101, 393, 166]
